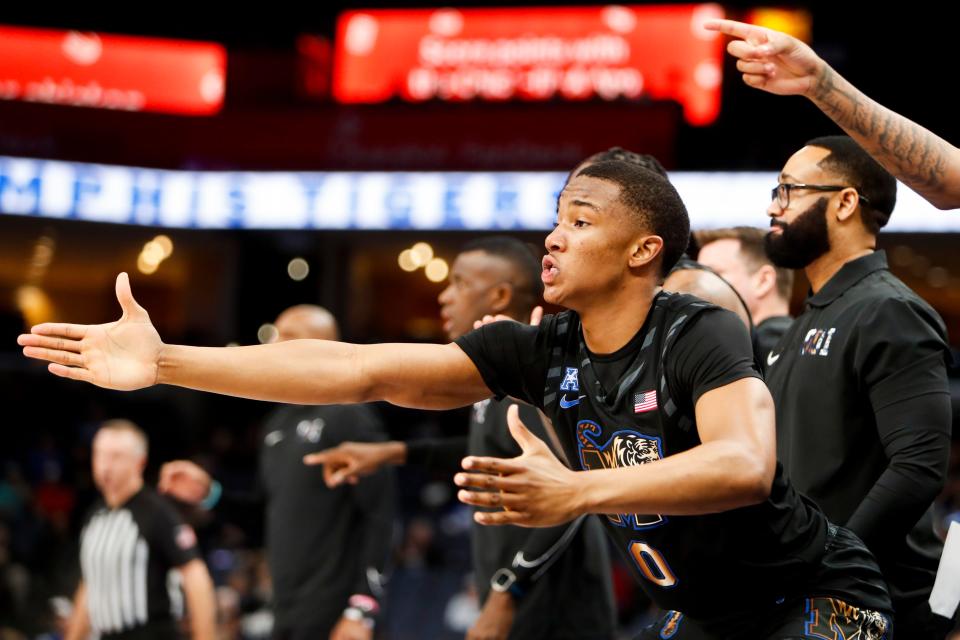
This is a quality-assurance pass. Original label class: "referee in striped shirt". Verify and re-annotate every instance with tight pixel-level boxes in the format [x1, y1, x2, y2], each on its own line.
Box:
[65, 420, 216, 640]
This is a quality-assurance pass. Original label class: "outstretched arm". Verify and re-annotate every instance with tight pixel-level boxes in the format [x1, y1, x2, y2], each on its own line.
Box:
[18, 273, 491, 410]
[705, 18, 960, 210]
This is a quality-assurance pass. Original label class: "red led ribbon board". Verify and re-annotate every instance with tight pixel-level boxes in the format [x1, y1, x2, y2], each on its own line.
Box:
[0, 25, 226, 115]
[333, 4, 725, 125]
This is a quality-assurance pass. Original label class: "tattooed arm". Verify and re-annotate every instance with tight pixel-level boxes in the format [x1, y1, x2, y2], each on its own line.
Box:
[806, 68, 960, 209]
[705, 19, 960, 210]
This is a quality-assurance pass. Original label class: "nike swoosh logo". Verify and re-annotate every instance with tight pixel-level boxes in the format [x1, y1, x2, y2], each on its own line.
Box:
[512, 515, 588, 571]
[513, 550, 544, 569]
[559, 394, 585, 409]
[766, 351, 781, 366]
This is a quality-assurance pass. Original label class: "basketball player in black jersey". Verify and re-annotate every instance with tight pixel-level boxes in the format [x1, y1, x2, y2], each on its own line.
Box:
[20, 160, 893, 639]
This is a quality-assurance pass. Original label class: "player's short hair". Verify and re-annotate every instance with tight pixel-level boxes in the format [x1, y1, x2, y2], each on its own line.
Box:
[579, 147, 669, 179]
[576, 160, 690, 277]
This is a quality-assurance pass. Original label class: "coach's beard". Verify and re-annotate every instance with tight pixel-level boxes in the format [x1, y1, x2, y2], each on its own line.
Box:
[765, 197, 831, 269]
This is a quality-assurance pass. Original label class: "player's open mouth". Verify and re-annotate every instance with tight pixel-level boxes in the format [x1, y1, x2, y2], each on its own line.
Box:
[542, 255, 559, 284]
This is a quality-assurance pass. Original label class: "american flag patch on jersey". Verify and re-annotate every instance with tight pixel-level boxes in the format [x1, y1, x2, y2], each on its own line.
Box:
[634, 390, 657, 413]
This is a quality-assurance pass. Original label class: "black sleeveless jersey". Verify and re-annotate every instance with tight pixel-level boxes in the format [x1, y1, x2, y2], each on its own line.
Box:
[456, 292, 891, 636]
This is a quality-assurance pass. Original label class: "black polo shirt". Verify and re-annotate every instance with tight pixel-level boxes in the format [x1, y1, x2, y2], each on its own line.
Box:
[765, 250, 952, 609]
[259, 404, 395, 633]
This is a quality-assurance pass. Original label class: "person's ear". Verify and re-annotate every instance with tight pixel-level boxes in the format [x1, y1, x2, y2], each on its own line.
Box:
[753, 264, 777, 299]
[834, 188, 861, 223]
[489, 282, 513, 314]
[628, 235, 664, 270]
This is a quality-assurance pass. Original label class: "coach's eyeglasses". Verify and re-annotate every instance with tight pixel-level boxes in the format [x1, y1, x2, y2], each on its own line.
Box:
[772, 183, 872, 209]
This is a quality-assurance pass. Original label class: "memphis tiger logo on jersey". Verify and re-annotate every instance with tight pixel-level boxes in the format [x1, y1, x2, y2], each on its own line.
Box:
[576, 420, 665, 530]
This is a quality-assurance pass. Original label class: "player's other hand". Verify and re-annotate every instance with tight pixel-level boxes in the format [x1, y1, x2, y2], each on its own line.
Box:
[456, 404, 583, 528]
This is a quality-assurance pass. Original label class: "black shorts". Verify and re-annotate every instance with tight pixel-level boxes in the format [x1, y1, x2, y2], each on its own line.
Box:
[638, 597, 891, 640]
[636, 526, 893, 639]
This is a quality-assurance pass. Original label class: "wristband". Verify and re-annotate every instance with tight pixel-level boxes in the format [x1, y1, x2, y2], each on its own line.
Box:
[200, 479, 222, 510]
[343, 594, 379, 629]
